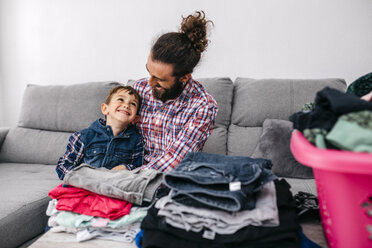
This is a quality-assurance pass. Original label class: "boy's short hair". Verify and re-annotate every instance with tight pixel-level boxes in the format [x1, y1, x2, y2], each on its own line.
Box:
[105, 85, 142, 114]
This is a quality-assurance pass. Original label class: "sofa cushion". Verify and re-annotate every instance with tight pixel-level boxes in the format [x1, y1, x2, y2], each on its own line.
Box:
[227, 125, 262, 156]
[201, 126, 227, 155]
[228, 78, 346, 159]
[0, 163, 60, 248]
[18, 81, 120, 132]
[196, 78, 234, 156]
[196, 77, 234, 128]
[231, 78, 347, 127]
[0, 127, 71, 165]
[251, 119, 314, 179]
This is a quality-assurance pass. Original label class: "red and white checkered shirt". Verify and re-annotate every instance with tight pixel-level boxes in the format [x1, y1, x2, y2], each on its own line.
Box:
[133, 77, 218, 172]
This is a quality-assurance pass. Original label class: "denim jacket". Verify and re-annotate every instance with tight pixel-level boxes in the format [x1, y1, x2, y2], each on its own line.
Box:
[56, 119, 143, 180]
[80, 119, 143, 169]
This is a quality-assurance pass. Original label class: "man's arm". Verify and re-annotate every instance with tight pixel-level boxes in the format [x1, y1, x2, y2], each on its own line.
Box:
[56, 132, 85, 180]
[142, 103, 218, 172]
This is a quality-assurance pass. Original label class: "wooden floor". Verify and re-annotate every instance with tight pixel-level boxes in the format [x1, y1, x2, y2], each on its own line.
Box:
[302, 221, 329, 248]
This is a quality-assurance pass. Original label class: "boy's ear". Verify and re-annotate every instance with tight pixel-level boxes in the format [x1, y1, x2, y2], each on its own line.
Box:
[131, 115, 140, 125]
[101, 103, 109, 116]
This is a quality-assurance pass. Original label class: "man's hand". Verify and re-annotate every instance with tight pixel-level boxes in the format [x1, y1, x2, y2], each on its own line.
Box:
[361, 91, 372, 102]
[111, 165, 127, 171]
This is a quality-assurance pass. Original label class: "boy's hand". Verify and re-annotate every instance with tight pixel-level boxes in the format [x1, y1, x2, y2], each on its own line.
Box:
[111, 165, 127, 171]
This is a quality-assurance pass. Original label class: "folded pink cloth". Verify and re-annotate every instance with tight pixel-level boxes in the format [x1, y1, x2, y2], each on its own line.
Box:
[48, 184, 132, 220]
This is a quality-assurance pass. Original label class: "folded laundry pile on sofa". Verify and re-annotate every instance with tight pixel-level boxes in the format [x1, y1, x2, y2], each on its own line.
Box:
[46, 164, 163, 243]
[43, 151, 325, 248]
[139, 152, 304, 248]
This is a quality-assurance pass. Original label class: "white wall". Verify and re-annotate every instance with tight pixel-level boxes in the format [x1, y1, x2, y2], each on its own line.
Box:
[1, 0, 372, 127]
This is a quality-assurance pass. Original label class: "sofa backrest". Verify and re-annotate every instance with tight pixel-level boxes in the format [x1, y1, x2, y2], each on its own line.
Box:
[0, 77, 347, 165]
[18, 82, 121, 132]
[0, 81, 120, 165]
[226, 78, 347, 157]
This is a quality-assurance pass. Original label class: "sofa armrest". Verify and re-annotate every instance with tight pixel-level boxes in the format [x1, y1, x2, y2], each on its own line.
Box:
[0, 127, 10, 149]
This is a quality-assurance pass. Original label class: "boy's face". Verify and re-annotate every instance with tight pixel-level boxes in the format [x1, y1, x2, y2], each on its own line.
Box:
[101, 89, 139, 127]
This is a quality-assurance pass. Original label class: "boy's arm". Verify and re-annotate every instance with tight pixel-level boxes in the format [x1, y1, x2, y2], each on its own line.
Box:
[111, 137, 143, 171]
[56, 132, 85, 180]
[126, 136, 144, 170]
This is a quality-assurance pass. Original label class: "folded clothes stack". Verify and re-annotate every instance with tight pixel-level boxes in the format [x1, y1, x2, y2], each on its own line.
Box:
[46, 164, 163, 243]
[138, 152, 302, 248]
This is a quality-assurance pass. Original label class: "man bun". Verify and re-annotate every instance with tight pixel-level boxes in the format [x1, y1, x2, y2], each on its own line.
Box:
[180, 11, 212, 54]
[151, 10, 213, 77]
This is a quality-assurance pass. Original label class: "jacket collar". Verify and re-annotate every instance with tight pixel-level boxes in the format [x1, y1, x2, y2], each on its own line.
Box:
[89, 118, 136, 138]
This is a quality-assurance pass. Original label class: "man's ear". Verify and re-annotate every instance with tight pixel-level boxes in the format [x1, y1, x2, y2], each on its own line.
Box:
[180, 73, 191, 84]
[131, 115, 140, 125]
[101, 103, 109, 116]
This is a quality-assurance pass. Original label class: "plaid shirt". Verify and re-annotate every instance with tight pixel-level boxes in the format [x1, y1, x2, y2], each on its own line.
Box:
[133, 77, 218, 172]
[56, 132, 85, 179]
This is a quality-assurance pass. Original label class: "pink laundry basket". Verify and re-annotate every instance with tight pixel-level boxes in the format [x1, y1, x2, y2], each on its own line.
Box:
[290, 130, 372, 248]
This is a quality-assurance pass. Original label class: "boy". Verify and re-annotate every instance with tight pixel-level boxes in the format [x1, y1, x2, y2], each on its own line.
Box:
[56, 85, 143, 180]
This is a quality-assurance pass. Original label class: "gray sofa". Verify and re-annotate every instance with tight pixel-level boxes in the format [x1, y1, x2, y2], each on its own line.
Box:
[0, 77, 346, 247]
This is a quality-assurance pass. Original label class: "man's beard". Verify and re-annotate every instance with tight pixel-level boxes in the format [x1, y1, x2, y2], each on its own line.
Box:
[152, 78, 184, 102]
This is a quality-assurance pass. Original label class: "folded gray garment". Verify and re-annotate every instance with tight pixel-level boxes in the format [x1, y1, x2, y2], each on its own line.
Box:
[76, 224, 140, 243]
[155, 181, 279, 235]
[63, 164, 163, 205]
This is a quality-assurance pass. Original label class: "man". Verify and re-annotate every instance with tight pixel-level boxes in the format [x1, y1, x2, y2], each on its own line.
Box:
[133, 11, 218, 172]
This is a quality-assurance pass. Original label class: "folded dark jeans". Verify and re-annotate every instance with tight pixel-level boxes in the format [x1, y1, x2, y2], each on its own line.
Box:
[164, 152, 277, 212]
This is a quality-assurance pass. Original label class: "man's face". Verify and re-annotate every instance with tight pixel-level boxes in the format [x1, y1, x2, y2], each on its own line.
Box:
[146, 55, 185, 102]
